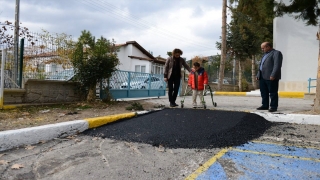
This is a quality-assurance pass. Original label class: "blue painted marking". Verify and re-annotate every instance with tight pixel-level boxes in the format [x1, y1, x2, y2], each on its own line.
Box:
[236, 142, 320, 159]
[196, 142, 320, 180]
[228, 150, 320, 180]
[196, 161, 227, 180]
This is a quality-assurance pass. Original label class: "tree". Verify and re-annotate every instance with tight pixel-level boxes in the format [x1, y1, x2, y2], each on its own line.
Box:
[23, 30, 75, 74]
[275, 0, 320, 26]
[275, 0, 320, 112]
[0, 20, 34, 47]
[231, 0, 274, 90]
[218, 0, 227, 91]
[218, 0, 274, 91]
[71, 30, 120, 102]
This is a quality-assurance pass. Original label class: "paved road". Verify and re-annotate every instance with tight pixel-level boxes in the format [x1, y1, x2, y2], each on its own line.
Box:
[141, 94, 314, 114]
[0, 95, 319, 180]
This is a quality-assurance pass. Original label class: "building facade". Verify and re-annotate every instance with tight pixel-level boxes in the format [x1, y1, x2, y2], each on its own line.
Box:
[116, 41, 166, 74]
[274, 0, 318, 93]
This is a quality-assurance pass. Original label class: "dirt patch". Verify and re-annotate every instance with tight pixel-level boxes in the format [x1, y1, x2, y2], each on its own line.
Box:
[292, 110, 320, 115]
[0, 100, 163, 131]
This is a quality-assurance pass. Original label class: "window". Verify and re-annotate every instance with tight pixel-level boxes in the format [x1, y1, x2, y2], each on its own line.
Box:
[135, 65, 146, 73]
[135, 65, 140, 72]
[152, 63, 164, 74]
[141, 66, 146, 73]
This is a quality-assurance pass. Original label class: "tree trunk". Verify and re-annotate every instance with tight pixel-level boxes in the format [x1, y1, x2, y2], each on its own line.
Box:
[87, 83, 97, 102]
[238, 61, 242, 92]
[251, 55, 257, 89]
[218, 0, 227, 91]
[313, 27, 320, 112]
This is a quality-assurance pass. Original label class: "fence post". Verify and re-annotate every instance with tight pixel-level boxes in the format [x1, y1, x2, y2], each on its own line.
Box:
[19, 38, 24, 88]
[127, 72, 131, 97]
[308, 78, 311, 93]
[148, 73, 151, 90]
[0, 47, 6, 109]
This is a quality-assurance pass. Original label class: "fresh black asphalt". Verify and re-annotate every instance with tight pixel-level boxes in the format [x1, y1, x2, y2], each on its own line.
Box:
[83, 108, 274, 149]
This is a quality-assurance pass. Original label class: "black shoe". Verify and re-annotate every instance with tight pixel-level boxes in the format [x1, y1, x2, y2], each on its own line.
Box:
[268, 109, 277, 112]
[170, 103, 175, 107]
[173, 103, 179, 107]
[257, 106, 269, 110]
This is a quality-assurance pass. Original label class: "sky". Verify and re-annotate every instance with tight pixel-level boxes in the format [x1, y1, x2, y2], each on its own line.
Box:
[0, 0, 225, 60]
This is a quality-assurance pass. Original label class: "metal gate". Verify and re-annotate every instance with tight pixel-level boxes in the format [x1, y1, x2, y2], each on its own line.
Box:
[100, 70, 166, 100]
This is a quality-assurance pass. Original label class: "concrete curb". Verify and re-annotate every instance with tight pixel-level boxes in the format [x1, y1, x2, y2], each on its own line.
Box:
[213, 91, 305, 98]
[0, 109, 162, 152]
[253, 112, 320, 125]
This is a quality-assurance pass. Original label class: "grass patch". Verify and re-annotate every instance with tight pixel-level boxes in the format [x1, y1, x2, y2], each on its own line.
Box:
[126, 102, 144, 111]
[153, 104, 165, 108]
[77, 105, 92, 110]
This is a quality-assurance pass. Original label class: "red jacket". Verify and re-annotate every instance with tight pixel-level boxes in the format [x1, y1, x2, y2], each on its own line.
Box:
[188, 67, 208, 90]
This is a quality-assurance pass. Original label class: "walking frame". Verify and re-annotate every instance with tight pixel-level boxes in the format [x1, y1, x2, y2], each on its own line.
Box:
[180, 84, 217, 109]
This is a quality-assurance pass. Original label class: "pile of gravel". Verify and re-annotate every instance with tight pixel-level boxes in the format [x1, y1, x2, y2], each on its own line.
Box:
[83, 108, 274, 149]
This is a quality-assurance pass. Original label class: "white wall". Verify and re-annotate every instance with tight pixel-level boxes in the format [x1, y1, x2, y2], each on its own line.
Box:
[274, 2, 318, 92]
[117, 44, 132, 71]
[116, 44, 153, 73]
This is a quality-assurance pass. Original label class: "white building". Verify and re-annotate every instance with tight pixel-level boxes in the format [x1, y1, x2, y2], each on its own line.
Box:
[274, 0, 318, 93]
[116, 41, 166, 74]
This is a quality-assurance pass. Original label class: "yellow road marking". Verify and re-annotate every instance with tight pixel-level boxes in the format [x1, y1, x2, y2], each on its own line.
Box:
[185, 148, 232, 180]
[279, 91, 304, 98]
[252, 140, 320, 150]
[233, 148, 320, 162]
[1, 105, 21, 110]
[85, 112, 136, 129]
[214, 92, 246, 96]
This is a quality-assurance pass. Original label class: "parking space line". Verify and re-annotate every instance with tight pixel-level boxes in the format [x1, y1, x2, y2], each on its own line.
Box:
[185, 148, 232, 180]
[235, 142, 320, 159]
[254, 138, 320, 146]
[187, 142, 320, 180]
[232, 148, 320, 162]
[252, 140, 320, 150]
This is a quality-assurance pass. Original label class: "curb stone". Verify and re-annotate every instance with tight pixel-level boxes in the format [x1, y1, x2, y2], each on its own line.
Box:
[0, 109, 162, 152]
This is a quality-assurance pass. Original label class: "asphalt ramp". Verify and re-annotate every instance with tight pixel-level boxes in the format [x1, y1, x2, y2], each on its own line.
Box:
[83, 108, 274, 149]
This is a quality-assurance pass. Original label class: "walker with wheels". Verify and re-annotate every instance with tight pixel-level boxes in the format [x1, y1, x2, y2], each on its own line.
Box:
[180, 84, 217, 109]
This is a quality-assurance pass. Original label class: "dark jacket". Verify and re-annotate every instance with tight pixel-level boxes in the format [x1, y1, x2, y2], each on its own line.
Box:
[257, 49, 283, 80]
[164, 57, 191, 79]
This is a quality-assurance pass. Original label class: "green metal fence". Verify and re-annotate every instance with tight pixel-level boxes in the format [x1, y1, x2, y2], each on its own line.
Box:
[100, 70, 166, 99]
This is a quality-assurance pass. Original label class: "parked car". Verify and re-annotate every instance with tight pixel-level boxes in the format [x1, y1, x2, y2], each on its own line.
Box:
[100, 79, 116, 89]
[213, 79, 229, 84]
[120, 76, 166, 89]
[46, 69, 74, 81]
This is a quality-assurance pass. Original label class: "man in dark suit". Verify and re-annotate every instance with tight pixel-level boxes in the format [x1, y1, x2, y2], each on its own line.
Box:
[256, 42, 283, 112]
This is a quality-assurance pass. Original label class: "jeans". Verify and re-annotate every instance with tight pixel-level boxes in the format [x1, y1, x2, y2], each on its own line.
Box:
[168, 77, 181, 104]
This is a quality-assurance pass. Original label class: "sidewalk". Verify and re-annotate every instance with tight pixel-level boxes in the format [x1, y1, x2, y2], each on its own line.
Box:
[1, 94, 319, 152]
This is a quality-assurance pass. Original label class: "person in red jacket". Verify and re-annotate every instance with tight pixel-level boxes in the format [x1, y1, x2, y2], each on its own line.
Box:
[188, 62, 208, 108]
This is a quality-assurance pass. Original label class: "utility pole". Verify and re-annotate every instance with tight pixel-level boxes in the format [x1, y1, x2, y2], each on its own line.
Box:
[0, 47, 6, 109]
[13, 0, 20, 86]
[218, 0, 227, 91]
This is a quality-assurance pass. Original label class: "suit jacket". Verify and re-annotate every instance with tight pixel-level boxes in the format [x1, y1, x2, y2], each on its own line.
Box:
[257, 49, 283, 80]
[164, 56, 191, 79]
